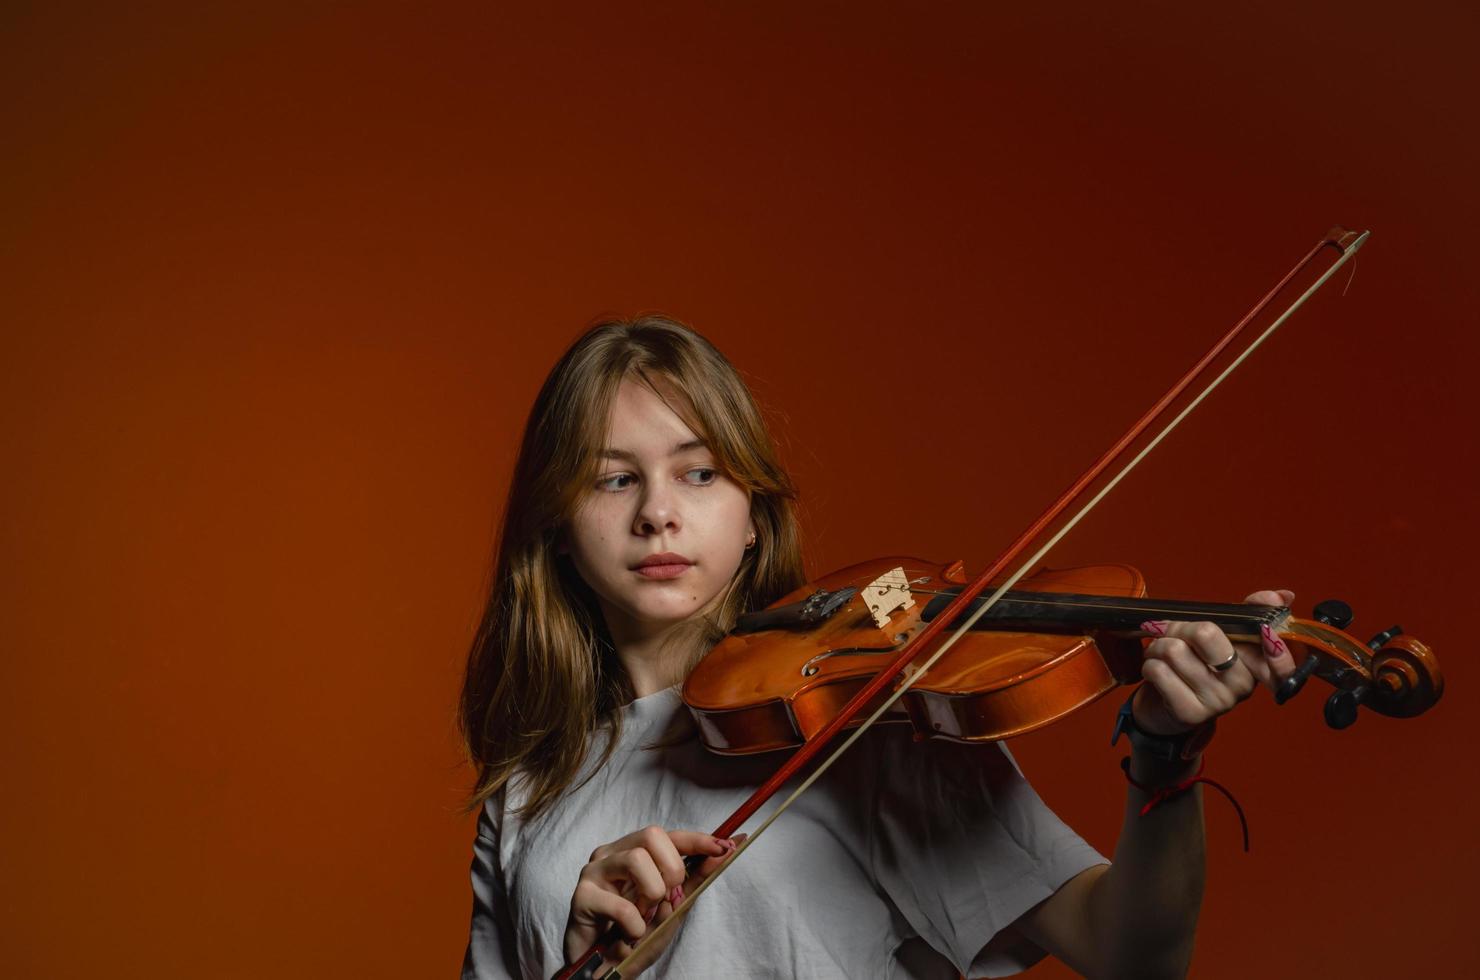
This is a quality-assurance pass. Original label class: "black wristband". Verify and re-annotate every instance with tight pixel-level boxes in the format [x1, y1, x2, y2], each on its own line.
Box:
[1109, 689, 1216, 762]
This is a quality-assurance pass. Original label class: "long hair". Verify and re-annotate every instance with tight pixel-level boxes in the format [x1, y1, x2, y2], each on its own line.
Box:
[459, 315, 806, 818]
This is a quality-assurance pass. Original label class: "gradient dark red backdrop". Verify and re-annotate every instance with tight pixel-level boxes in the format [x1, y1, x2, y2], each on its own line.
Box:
[4, 3, 1477, 977]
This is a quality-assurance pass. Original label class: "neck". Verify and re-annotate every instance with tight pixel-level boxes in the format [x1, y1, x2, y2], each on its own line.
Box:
[920, 587, 1290, 637]
[607, 615, 709, 698]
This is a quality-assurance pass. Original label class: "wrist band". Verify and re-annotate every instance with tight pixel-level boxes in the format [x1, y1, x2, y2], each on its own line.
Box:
[1120, 755, 1250, 852]
[1109, 690, 1217, 762]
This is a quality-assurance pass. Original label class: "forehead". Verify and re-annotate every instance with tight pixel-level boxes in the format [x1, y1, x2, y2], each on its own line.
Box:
[601, 378, 705, 456]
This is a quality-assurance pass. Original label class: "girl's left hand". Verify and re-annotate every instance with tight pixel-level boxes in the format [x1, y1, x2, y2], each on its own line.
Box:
[1132, 589, 1298, 736]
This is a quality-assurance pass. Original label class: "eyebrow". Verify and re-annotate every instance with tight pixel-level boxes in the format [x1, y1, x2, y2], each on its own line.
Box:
[597, 439, 708, 463]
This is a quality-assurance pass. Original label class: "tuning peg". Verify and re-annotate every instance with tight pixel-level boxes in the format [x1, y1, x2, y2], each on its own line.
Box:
[1313, 599, 1354, 630]
[1275, 652, 1321, 705]
[1367, 624, 1403, 652]
[1324, 684, 1369, 729]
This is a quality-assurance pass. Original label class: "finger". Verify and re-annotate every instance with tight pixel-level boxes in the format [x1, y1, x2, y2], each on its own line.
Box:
[594, 827, 725, 889]
[1239, 640, 1275, 688]
[688, 832, 747, 878]
[1145, 620, 1240, 672]
[1242, 589, 1291, 607]
[592, 824, 677, 863]
[1258, 622, 1298, 684]
[593, 824, 672, 863]
[587, 846, 668, 907]
[649, 827, 733, 894]
[634, 825, 689, 892]
[620, 836, 741, 979]
[1151, 637, 1246, 714]
[1141, 657, 1210, 728]
[571, 879, 647, 941]
[665, 829, 733, 860]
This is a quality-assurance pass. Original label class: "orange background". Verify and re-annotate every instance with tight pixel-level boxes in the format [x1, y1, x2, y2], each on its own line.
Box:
[4, 3, 1477, 977]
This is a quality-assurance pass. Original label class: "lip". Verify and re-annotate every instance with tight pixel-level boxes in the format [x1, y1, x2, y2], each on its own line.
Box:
[632, 552, 694, 580]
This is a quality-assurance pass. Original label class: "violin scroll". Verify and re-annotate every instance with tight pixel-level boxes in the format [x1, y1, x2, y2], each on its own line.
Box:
[1364, 633, 1443, 717]
[1275, 602, 1443, 728]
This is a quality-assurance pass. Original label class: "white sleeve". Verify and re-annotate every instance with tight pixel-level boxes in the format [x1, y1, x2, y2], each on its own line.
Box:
[867, 736, 1108, 978]
[461, 797, 522, 980]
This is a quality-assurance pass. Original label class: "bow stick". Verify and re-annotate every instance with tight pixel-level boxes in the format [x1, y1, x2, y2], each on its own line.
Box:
[561, 226, 1368, 980]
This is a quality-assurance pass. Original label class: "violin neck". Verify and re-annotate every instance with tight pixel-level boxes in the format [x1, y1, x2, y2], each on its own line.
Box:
[919, 588, 1286, 637]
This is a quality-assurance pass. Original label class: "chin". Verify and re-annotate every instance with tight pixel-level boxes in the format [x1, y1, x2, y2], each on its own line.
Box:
[636, 602, 710, 626]
[625, 591, 723, 627]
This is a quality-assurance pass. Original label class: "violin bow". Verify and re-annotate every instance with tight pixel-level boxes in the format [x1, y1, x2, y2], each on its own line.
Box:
[562, 226, 1368, 980]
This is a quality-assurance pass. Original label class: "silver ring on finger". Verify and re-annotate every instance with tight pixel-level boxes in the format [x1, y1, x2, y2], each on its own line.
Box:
[1209, 649, 1240, 673]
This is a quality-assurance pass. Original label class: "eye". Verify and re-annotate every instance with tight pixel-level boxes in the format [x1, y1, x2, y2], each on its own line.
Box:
[684, 466, 718, 485]
[596, 472, 636, 492]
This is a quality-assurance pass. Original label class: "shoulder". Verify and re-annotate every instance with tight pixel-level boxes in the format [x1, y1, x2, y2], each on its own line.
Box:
[475, 786, 507, 842]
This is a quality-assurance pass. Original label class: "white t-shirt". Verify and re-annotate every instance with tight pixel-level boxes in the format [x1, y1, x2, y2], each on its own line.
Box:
[462, 686, 1107, 979]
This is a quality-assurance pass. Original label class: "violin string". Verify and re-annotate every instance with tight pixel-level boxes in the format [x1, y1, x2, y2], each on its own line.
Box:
[610, 233, 1367, 977]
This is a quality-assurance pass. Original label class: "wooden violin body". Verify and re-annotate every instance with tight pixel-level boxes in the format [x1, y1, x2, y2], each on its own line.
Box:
[683, 557, 1443, 755]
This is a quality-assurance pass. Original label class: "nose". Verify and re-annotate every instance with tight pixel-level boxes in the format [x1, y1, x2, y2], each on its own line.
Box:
[633, 479, 681, 536]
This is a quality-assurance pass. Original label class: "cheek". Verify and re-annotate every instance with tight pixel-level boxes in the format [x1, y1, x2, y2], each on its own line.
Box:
[704, 489, 753, 558]
[565, 538, 622, 604]
[565, 504, 622, 572]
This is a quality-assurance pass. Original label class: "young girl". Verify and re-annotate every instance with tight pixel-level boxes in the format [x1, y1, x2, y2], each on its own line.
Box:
[459, 316, 1295, 979]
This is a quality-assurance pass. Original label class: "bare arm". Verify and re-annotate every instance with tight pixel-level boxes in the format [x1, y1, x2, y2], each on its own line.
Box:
[1005, 589, 1297, 978]
[1011, 748, 1206, 979]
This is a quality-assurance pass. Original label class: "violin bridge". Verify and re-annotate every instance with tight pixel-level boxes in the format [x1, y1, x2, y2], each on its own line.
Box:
[862, 567, 915, 628]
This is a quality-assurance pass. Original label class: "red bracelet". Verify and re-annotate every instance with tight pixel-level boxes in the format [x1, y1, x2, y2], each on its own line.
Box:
[1120, 756, 1250, 852]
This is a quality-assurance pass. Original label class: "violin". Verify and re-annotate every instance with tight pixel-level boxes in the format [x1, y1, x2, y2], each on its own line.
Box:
[558, 226, 1445, 980]
[685, 558, 1443, 753]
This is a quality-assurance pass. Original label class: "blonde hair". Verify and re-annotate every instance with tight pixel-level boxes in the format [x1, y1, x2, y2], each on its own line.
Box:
[460, 315, 805, 818]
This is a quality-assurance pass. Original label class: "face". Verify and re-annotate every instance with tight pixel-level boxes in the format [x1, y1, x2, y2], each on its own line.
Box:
[563, 379, 754, 643]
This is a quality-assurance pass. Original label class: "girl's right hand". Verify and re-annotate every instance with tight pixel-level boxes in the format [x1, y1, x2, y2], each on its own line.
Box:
[563, 826, 738, 976]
